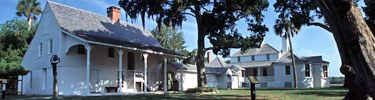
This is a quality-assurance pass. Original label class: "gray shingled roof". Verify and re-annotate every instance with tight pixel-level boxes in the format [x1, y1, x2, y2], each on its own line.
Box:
[47, 1, 181, 56]
[169, 63, 197, 72]
[206, 67, 229, 74]
[231, 44, 279, 57]
[274, 52, 303, 64]
[205, 57, 227, 68]
[300, 56, 329, 64]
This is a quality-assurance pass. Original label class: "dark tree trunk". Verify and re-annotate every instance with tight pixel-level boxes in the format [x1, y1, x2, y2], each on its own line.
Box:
[286, 30, 298, 88]
[52, 63, 58, 99]
[317, 0, 375, 99]
[194, 4, 207, 88]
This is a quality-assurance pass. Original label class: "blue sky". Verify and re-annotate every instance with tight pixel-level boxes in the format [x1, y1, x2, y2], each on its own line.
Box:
[1, 0, 367, 77]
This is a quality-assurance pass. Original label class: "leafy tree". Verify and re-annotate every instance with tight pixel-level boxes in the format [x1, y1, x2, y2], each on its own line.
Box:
[182, 49, 197, 65]
[274, 0, 375, 99]
[119, 0, 269, 87]
[363, 0, 375, 34]
[0, 47, 28, 76]
[16, 0, 42, 31]
[0, 18, 35, 76]
[151, 24, 186, 54]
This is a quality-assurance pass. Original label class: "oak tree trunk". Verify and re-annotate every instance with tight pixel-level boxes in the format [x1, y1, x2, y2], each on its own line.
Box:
[317, 0, 375, 99]
[193, 3, 207, 88]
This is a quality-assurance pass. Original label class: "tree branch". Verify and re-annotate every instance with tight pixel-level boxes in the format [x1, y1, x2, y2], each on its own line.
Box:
[181, 12, 196, 17]
[204, 47, 213, 52]
[307, 22, 334, 33]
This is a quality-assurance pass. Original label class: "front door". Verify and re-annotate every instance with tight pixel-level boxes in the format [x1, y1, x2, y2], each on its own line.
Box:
[90, 69, 100, 93]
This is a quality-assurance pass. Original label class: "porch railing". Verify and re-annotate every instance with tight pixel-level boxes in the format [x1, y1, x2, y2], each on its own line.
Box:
[124, 70, 160, 92]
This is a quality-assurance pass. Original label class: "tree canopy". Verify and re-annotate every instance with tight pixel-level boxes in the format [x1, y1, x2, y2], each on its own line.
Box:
[0, 18, 35, 76]
[16, 0, 42, 31]
[363, 0, 375, 34]
[119, 0, 269, 87]
[150, 24, 186, 54]
[274, 0, 375, 99]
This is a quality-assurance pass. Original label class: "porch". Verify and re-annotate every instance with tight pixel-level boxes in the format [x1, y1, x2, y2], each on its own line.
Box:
[243, 66, 275, 87]
[61, 42, 182, 96]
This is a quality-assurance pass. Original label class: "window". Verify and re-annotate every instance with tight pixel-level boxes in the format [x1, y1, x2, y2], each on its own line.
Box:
[305, 64, 311, 77]
[262, 68, 267, 76]
[38, 43, 42, 57]
[77, 45, 86, 54]
[266, 54, 270, 60]
[43, 68, 47, 89]
[108, 48, 114, 58]
[237, 57, 240, 62]
[242, 70, 245, 77]
[260, 82, 267, 88]
[285, 66, 291, 75]
[251, 55, 255, 61]
[48, 39, 53, 54]
[253, 68, 258, 76]
[284, 82, 292, 88]
[30, 71, 32, 89]
[323, 65, 328, 77]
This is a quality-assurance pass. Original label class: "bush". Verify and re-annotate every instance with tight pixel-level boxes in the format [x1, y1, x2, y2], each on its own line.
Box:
[185, 87, 218, 93]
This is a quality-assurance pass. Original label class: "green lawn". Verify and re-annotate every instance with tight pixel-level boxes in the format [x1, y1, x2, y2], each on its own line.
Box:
[5, 87, 347, 100]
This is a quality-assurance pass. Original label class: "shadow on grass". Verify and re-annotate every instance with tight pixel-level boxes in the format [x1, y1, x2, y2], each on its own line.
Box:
[294, 91, 347, 97]
[6, 94, 258, 100]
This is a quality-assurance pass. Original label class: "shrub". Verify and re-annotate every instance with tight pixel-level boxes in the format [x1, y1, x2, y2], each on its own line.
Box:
[185, 87, 218, 93]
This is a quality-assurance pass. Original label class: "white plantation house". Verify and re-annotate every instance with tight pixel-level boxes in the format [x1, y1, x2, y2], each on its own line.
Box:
[21, 1, 183, 96]
[20, 1, 330, 96]
[229, 37, 330, 88]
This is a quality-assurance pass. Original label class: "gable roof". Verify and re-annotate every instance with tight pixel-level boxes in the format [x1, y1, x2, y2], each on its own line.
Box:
[47, 1, 181, 56]
[274, 52, 303, 64]
[231, 44, 279, 57]
[206, 57, 227, 67]
[300, 56, 329, 64]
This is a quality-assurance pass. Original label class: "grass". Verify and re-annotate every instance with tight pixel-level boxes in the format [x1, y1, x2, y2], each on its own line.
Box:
[5, 86, 347, 100]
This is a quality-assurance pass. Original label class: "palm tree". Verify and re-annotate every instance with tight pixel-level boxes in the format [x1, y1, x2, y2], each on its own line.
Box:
[16, 0, 42, 31]
[274, 18, 298, 88]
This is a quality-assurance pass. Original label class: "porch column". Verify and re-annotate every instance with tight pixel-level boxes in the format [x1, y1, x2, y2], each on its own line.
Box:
[142, 53, 148, 93]
[179, 69, 183, 92]
[118, 49, 123, 93]
[85, 44, 92, 96]
[163, 58, 168, 94]
[257, 67, 261, 82]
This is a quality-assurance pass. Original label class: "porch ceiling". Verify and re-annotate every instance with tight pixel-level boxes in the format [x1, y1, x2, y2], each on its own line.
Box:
[63, 30, 184, 58]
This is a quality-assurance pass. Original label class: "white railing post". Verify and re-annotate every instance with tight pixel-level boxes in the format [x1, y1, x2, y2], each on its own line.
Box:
[85, 44, 92, 96]
[117, 49, 123, 93]
[142, 53, 148, 93]
[164, 57, 168, 94]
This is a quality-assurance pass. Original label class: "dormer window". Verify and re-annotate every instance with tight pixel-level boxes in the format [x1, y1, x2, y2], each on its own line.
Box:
[251, 55, 255, 61]
[266, 54, 270, 60]
[237, 57, 240, 62]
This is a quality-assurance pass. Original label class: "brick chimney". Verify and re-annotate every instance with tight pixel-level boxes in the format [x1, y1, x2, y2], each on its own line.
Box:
[207, 52, 211, 63]
[107, 6, 120, 22]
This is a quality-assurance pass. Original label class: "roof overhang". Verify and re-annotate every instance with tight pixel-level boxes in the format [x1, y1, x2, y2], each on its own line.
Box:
[62, 30, 185, 58]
